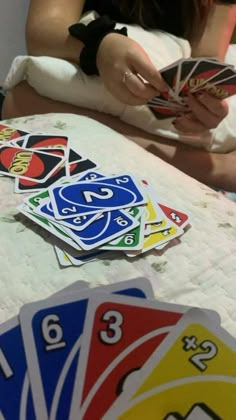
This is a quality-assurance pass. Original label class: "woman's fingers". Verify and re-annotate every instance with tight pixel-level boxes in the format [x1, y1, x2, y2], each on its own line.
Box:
[173, 113, 208, 134]
[187, 93, 228, 129]
[123, 71, 160, 100]
[130, 51, 167, 92]
[195, 91, 229, 118]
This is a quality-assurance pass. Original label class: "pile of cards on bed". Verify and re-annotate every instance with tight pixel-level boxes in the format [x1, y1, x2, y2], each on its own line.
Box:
[0, 124, 99, 191]
[0, 124, 191, 267]
[148, 56, 236, 119]
[1, 277, 235, 419]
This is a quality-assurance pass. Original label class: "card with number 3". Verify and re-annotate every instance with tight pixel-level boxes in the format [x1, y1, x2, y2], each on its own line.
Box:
[69, 296, 220, 420]
[19, 279, 153, 420]
[105, 308, 236, 420]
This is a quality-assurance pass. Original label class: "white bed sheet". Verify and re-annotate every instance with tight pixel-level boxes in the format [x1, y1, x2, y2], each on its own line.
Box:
[1, 113, 236, 335]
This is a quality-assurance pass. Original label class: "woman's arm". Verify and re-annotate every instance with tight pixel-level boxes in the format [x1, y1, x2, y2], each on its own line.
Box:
[26, 0, 85, 62]
[191, 3, 236, 59]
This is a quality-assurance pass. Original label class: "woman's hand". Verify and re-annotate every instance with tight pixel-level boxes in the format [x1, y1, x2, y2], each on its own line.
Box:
[96, 33, 167, 105]
[172, 92, 229, 133]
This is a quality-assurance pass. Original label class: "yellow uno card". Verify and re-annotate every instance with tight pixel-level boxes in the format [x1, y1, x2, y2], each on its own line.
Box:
[105, 309, 236, 420]
[145, 194, 163, 224]
[145, 219, 169, 236]
[142, 225, 183, 253]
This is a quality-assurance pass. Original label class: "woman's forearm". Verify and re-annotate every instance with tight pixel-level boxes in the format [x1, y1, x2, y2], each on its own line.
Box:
[192, 4, 236, 59]
[26, 0, 85, 62]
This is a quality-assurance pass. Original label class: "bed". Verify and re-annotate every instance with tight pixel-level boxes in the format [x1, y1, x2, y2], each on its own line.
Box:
[1, 113, 236, 336]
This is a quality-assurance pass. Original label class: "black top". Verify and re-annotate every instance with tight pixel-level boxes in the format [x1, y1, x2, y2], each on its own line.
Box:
[83, 0, 186, 37]
[83, 0, 236, 37]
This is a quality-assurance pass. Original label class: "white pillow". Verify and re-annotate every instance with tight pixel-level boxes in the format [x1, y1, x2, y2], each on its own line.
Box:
[4, 12, 236, 153]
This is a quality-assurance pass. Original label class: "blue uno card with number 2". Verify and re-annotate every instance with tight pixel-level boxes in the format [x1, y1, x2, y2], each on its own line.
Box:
[37, 199, 99, 231]
[49, 175, 146, 220]
[19, 279, 153, 420]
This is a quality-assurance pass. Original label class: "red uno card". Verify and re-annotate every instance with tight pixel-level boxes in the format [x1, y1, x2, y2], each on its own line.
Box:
[160, 61, 182, 95]
[0, 124, 28, 141]
[148, 104, 179, 120]
[23, 134, 69, 150]
[69, 294, 191, 420]
[0, 145, 64, 182]
[205, 74, 236, 99]
[178, 59, 232, 98]
[158, 203, 190, 229]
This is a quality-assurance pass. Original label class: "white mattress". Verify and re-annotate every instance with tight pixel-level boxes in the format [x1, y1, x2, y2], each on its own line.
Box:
[1, 113, 236, 336]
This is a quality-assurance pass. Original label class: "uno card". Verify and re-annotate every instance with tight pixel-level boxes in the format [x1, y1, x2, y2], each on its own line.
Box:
[141, 184, 164, 224]
[126, 225, 183, 257]
[0, 317, 36, 419]
[36, 198, 100, 231]
[77, 171, 106, 182]
[17, 204, 82, 251]
[69, 295, 219, 420]
[102, 207, 145, 251]
[144, 218, 170, 236]
[0, 124, 28, 141]
[54, 246, 73, 267]
[14, 158, 96, 193]
[68, 149, 83, 163]
[64, 248, 110, 266]
[175, 59, 199, 95]
[148, 104, 179, 120]
[178, 59, 232, 98]
[160, 60, 182, 95]
[69, 159, 99, 177]
[0, 282, 92, 420]
[49, 176, 146, 220]
[148, 97, 186, 111]
[159, 203, 190, 229]
[204, 74, 236, 100]
[25, 190, 51, 209]
[0, 145, 64, 182]
[105, 309, 236, 420]
[23, 133, 69, 151]
[191, 66, 236, 93]
[62, 209, 139, 250]
[19, 280, 154, 420]
[9, 138, 25, 147]
[14, 164, 67, 193]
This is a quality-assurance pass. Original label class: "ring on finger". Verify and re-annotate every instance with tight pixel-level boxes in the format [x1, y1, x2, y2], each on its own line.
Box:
[122, 71, 135, 84]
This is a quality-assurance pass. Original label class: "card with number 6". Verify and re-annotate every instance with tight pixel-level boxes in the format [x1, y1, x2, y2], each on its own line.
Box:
[19, 279, 153, 420]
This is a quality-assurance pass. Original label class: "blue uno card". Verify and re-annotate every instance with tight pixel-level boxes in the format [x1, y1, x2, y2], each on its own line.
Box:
[0, 317, 36, 419]
[78, 173, 146, 204]
[37, 199, 100, 232]
[77, 171, 105, 182]
[19, 279, 153, 420]
[65, 249, 110, 266]
[63, 209, 139, 250]
[0, 282, 92, 420]
[49, 177, 146, 220]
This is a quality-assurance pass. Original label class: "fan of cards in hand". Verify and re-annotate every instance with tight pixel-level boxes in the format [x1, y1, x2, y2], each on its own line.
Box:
[147, 57, 236, 119]
[0, 123, 190, 267]
[1, 278, 235, 419]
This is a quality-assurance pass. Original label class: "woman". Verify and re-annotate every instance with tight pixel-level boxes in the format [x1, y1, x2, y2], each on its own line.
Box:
[3, 0, 236, 190]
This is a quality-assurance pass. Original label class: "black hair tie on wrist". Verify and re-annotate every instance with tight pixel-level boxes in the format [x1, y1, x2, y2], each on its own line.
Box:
[69, 15, 128, 76]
